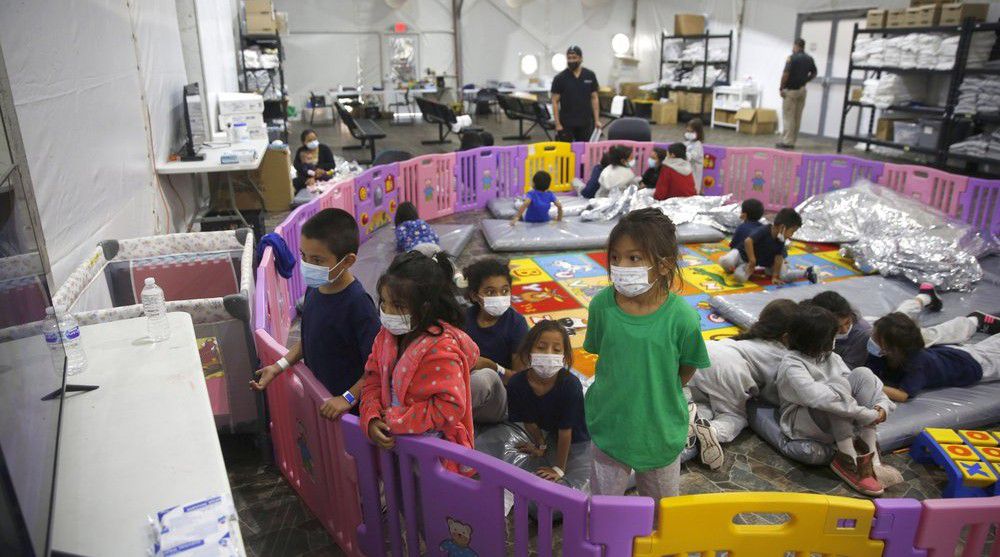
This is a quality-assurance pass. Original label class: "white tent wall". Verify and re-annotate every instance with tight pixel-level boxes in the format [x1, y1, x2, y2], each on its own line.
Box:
[196, 0, 241, 135]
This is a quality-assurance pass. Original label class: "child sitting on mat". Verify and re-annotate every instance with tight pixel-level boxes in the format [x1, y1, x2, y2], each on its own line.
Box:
[719, 207, 817, 285]
[684, 118, 706, 192]
[361, 251, 479, 474]
[775, 304, 896, 496]
[868, 311, 1000, 402]
[394, 201, 441, 255]
[507, 320, 590, 483]
[730, 199, 765, 251]
[512, 171, 563, 225]
[652, 143, 697, 201]
[595, 145, 639, 198]
[461, 258, 530, 423]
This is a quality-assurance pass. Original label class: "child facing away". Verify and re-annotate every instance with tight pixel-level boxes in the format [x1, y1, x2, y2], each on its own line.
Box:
[584, 208, 710, 500]
[775, 304, 897, 496]
[684, 118, 705, 192]
[652, 143, 697, 201]
[578, 152, 612, 199]
[361, 251, 480, 474]
[512, 171, 564, 225]
[461, 258, 530, 424]
[868, 310, 1000, 402]
[686, 299, 798, 469]
[730, 199, 765, 251]
[506, 320, 590, 483]
[394, 201, 441, 256]
[252, 209, 380, 421]
[595, 145, 639, 198]
[719, 207, 817, 285]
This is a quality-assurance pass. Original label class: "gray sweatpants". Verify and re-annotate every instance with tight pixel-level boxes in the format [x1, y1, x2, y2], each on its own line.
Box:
[718, 249, 807, 283]
[871, 300, 976, 347]
[957, 333, 1000, 382]
[470, 368, 507, 424]
[790, 367, 889, 444]
[591, 444, 680, 500]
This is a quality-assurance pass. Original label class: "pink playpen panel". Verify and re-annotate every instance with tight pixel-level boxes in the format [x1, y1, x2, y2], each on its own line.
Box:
[914, 497, 1000, 556]
[130, 253, 238, 303]
[353, 164, 401, 243]
[279, 202, 321, 305]
[252, 256, 269, 334]
[878, 163, 968, 218]
[319, 178, 356, 216]
[258, 248, 290, 345]
[798, 154, 884, 201]
[582, 140, 652, 182]
[959, 177, 1000, 237]
[0, 277, 47, 329]
[254, 330, 296, 481]
[399, 153, 456, 220]
[720, 147, 802, 211]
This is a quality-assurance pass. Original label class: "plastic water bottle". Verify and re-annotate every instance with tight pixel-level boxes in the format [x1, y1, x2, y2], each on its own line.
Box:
[56, 307, 87, 376]
[141, 277, 170, 342]
[42, 307, 63, 374]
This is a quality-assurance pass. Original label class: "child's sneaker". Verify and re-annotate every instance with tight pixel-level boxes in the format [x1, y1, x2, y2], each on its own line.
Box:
[685, 401, 698, 450]
[805, 266, 818, 284]
[918, 283, 943, 312]
[694, 418, 725, 470]
[831, 451, 884, 497]
[968, 311, 1000, 335]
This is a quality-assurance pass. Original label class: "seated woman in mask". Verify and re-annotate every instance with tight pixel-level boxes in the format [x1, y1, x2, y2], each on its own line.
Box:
[293, 129, 337, 192]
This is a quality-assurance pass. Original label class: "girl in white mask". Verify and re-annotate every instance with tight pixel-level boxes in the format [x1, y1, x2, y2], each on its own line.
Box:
[584, 209, 710, 502]
[595, 145, 640, 198]
[683, 118, 705, 193]
[460, 258, 530, 424]
[506, 320, 590, 483]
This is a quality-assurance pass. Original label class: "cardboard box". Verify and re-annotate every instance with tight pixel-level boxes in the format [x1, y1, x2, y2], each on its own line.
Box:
[246, 12, 277, 34]
[680, 92, 711, 114]
[254, 148, 294, 212]
[906, 5, 941, 27]
[850, 87, 863, 102]
[910, 0, 944, 6]
[735, 108, 777, 135]
[939, 3, 990, 25]
[618, 82, 645, 100]
[887, 9, 908, 27]
[876, 118, 895, 141]
[652, 101, 679, 125]
[244, 0, 274, 15]
[218, 92, 264, 115]
[713, 108, 736, 125]
[674, 14, 706, 37]
[867, 9, 887, 28]
[275, 11, 288, 34]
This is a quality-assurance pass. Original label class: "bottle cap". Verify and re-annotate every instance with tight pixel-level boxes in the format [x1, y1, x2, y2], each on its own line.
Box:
[145, 277, 155, 286]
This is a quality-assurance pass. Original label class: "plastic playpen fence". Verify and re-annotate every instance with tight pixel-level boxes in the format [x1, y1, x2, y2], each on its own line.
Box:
[252, 138, 1000, 557]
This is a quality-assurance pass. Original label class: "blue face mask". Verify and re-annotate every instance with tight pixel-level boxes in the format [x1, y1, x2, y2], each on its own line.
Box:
[300, 258, 346, 288]
[867, 337, 883, 357]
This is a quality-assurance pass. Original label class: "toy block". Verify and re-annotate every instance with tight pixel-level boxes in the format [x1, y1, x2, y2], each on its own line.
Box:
[978, 446, 1000, 463]
[958, 430, 998, 447]
[925, 428, 962, 444]
[957, 460, 997, 488]
[942, 444, 979, 461]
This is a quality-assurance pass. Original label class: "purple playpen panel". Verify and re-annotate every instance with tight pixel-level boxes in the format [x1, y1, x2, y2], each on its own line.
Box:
[399, 153, 456, 221]
[872, 499, 927, 557]
[720, 147, 802, 211]
[571, 142, 588, 180]
[701, 144, 726, 197]
[319, 178, 356, 216]
[588, 495, 655, 556]
[797, 154, 884, 202]
[253, 249, 271, 334]
[353, 163, 401, 243]
[915, 497, 1000, 556]
[279, 202, 320, 305]
[878, 163, 968, 218]
[456, 147, 500, 211]
[960, 177, 1000, 237]
[495, 144, 528, 199]
[341, 415, 607, 557]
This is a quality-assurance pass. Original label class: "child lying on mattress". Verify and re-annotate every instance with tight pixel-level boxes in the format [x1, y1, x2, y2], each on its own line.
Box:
[867, 311, 1000, 402]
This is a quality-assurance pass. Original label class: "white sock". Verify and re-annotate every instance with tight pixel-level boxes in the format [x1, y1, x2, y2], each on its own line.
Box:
[916, 293, 931, 307]
[968, 316, 980, 329]
[836, 438, 857, 459]
[860, 427, 878, 461]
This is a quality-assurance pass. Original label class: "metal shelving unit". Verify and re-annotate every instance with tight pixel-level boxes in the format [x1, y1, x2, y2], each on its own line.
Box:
[658, 31, 733, 118]
[837, 20, 1000, 174]
[238, 27, 288, 142]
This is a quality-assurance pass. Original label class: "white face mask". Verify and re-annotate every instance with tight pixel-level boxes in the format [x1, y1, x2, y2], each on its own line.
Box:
[628, 159, 636, 168]
[647, 157, 658, 168]
[610, 264, 655, 297]
[481, 295, 511, 317]
[776, 228, 786, 243]
[835, 323, 853, 341]
[867, 337, 883, 357]
[684, 132, 697, 141]
[300, 258, 346, 288]
[306, 140, 320, 150]
[380, 308, 414, 336]
[531, 353, 564, 378]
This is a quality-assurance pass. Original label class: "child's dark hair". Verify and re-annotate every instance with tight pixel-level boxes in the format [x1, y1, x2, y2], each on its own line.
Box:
[686, 118, 705, 142]
[517, 320, 574, 377]
[532, 170, 552, 191]
[480, 131, 495, 146]
[733, 299, 798, 341]
[394, 201, 420, 226]
[599, 152, 613, 167]
[301, 208, 359, 259]
[741, 199, 764, 222]
[459, 130, 484, 151]
[807, 291, 858, 324]
[668, 142, 687, 159]
[608, 145, 632, 167]
[786, 304, 837, 359]
[607, 208, 679, 292]
[462, 258, 512, 301]
[300, 128, 318, 144]
[377, 251, 463, 333]
[774, 207, 803, 228]
[652, 147, 667, 162]
[873, 313, 925, 360]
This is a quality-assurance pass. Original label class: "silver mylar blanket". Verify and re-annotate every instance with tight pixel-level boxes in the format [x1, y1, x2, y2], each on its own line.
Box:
[580, 184, 741, 233]
[794, 181, 997, 291]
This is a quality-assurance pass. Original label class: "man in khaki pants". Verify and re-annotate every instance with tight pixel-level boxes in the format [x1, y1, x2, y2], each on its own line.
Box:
[777, 38, 817, 149]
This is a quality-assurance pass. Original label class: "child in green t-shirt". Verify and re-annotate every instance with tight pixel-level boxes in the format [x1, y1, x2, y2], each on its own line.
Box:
[583, 208, 711, 501]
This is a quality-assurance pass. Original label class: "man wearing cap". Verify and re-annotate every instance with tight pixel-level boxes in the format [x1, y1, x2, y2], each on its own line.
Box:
[551, 46, 601, 142]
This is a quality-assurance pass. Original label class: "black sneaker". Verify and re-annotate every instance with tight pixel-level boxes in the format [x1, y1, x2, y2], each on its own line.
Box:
[969, 311, 1000, 335]
[805, 266, 818, 284]
[919, 283, 943, 312]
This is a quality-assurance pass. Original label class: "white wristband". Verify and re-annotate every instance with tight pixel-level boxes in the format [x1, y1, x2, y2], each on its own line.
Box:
[276, 357, 290, 371]
[551, 466, 565, 479]
[496, 364, 506, 378]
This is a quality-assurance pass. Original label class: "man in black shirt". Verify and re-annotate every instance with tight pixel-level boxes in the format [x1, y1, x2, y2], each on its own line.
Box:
[551, 46, 601, 142]
[777, 38, 817, 149]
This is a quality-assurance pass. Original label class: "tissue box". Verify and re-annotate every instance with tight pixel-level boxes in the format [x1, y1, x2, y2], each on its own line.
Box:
[219, 112, 264, 130]
[218, 92, 264, 115]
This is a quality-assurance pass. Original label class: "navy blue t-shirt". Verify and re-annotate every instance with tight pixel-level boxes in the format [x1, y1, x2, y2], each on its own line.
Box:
[737, 224, 787, 268]
[506, 371, 590, 443]
[463, 305, 529, 369]
[300, 280, 380, 397]
[868, 345, 983, 398]
[524, 190, 557, 223]
[730, 221, 764, 250]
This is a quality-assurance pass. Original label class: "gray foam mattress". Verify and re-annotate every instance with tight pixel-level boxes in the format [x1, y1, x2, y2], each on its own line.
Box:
[486, 195, 591, 219]
[354, 224, 475, 296]
[748, 379, 1000, 465]
[481, 219, 724, 252]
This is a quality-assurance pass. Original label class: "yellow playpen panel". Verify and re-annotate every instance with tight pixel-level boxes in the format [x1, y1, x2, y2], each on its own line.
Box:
[524, 141, 575, 193]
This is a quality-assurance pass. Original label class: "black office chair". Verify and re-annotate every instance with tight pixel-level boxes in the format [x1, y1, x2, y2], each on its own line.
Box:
[371, 150, 412, 167]
[605, 117, 652, 142]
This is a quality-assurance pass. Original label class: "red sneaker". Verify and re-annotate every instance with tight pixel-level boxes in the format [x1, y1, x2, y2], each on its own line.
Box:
[831, 451, 884, 497]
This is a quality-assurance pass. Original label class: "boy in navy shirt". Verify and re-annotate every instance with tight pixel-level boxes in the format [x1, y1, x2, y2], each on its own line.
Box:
[512, 171, 564, 225]
[730, 198, 765, 249]
[252, 208, 380, 420]
[719, 207, 817, 285]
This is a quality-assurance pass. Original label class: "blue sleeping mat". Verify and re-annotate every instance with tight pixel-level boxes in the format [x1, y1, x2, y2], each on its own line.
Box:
[354, 224, 475, 296]
[481, 219, 725, 252]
